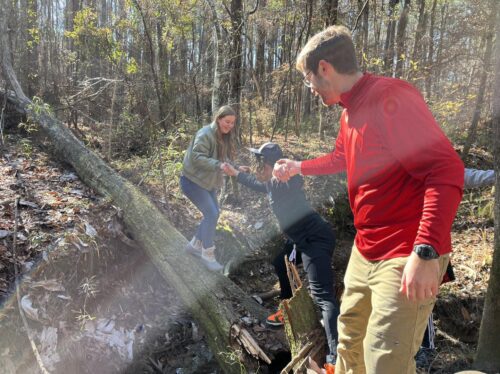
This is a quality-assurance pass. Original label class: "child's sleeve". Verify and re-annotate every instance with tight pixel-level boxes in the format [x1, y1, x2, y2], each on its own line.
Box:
[464, 168, 495, 189]
[236, 173, 268, 193]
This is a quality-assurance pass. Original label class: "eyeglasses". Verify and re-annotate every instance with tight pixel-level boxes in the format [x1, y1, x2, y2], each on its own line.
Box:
[302, 70, 313, 88]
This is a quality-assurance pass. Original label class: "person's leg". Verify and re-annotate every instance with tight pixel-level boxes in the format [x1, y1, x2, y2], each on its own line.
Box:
[336, 245, 371, 374]
[180, 176, 219, 248]
[297, 218, 338, 361]
[272, 240, 295, 300]
[363, 254, 449, 374]
[266, 241, 295, 326]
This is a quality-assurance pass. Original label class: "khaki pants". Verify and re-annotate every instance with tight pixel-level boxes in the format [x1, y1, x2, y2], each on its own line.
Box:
[336, 245, 449, 374]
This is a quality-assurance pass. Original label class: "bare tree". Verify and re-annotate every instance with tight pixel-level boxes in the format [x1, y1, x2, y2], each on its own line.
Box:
[475, 0, 500, 370]
[462, 1, 497, 160]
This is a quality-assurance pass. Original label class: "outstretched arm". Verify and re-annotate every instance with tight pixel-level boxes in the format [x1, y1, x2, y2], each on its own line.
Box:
[464, 168, 495, 188]
[221, 163, 267, 193]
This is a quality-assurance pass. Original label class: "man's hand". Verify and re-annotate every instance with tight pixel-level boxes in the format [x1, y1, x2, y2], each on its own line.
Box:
[221, 163, 239, 177]
[400, 252, 440, 301]
[273, 159, 302, 182]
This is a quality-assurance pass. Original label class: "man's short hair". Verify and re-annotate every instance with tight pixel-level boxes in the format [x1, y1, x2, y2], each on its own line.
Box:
[296, 25, 359, 75]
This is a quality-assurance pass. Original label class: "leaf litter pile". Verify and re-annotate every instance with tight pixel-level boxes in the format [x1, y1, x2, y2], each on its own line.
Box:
[0, 132, 495, 374]
[0, 135, 218, 373]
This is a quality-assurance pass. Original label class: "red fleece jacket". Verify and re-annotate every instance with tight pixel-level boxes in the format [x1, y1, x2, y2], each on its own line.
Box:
[301, 73, 464, 260]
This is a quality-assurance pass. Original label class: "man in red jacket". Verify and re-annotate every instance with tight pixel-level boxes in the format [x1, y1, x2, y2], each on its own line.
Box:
[273, 26, 464, 374]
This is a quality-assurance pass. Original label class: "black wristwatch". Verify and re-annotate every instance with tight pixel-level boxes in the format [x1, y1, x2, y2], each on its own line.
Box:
[413, 244, 440, 260]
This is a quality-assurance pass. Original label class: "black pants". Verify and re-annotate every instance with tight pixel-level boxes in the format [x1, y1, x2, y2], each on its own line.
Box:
[274, 214, 339, 358]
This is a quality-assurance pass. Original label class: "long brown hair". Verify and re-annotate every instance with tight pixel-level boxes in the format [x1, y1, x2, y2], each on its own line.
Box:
[213, 105, 237, 161]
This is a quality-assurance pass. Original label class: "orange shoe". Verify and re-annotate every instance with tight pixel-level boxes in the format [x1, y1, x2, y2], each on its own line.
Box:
[266, 309, 284, 326]
[324, 362, 335, 374]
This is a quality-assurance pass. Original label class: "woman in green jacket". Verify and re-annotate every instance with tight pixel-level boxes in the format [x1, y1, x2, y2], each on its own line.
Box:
[180, 105, 237, 271]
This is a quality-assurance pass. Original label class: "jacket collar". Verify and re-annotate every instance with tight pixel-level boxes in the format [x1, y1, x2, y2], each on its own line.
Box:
[339, 73, 372, 109]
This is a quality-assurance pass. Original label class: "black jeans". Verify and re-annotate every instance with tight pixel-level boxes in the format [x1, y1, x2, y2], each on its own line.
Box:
[276, 213, 339, 358]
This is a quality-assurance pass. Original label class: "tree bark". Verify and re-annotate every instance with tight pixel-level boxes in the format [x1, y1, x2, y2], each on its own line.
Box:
[383, 0, 398, 75]
[409, 0, 426, 83]
[425, 0, 438, 99]
[323, 0, 339, 26]
[394, 0, 410, 79]
[462, 1, 497, 160]
[131, 0, 167, 128]
[474, 3, 500, 369]
[1, 33, 286, 374]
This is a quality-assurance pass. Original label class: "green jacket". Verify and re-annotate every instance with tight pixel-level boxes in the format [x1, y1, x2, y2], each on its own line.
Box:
[182, 122, 222, 191]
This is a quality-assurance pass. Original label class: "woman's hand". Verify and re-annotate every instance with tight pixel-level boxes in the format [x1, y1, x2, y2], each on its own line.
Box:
[238, 165, 251, 173]
[221, 163, 239, 177]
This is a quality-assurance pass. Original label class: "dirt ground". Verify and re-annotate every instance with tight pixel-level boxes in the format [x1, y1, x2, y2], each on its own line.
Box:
[0, 132, 495, 373]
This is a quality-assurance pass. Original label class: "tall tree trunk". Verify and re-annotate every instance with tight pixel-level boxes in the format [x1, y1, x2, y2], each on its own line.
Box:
[475, 1, 500, 369]
[355, 0, 369, 69]
[383, 0, 399, 75]
[205, 0, 227, 112]
[409, 0, 426, 83]
[131, 0, 166, 128]
[229, 0, 243, 143]
[462, 1, 497, 160]
[394, 0, 410, 79]
[256, 15, 266, 102]
[323, 0, 339, 26]
[425, 0, 438, 99]
[432, 2, 449, 97]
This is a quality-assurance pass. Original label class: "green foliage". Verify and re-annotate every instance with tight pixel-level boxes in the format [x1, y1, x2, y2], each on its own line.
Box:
[65, 7, 122, 65]
[28, 96, 53, 117]
[126, 57, 138, 75]
[110, 111, 150, 157]
[21, 97, 52, 133]
[18, 138, 34, 157]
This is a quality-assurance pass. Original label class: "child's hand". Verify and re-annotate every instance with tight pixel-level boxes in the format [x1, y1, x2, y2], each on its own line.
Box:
[222, 163, 239, 176]
[238, 166, 251, 173]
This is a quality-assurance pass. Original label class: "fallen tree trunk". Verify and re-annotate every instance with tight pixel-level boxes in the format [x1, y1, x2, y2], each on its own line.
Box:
[1, 41, 287, 374]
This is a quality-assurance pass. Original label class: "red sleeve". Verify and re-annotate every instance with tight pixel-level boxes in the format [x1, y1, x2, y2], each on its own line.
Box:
[379, 83, 464, 254]
[301, 111, 348, 176]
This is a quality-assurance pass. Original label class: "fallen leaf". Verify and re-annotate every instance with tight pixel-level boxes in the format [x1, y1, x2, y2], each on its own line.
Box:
[21, 295, 40, 322]
[30, 279, 65, 292]
[19, 200, 39, 209]
[85, 222, 98, 237]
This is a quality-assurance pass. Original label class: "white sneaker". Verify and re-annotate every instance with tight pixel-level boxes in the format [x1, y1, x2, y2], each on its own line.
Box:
[201, 246, 224, 271]
[185, 237, 202, 257]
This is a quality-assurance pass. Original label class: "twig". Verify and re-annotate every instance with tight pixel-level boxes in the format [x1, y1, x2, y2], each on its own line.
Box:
[13, 197, 50, 374]
[254, 289, 280, 301]
[0, 85, 6, 148]
[280, 341, 314, 373]
[435, 329, 470, 350]
[352, 0, 370, 32]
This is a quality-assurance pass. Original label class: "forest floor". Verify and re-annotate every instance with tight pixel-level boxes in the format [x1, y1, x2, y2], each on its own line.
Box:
[0, 130, 495, 374]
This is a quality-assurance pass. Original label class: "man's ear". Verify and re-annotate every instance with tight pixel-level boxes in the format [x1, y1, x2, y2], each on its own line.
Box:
[318, 59, 335, 77]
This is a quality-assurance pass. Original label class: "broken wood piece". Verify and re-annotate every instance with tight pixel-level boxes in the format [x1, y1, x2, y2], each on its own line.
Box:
[285, 255, 302, 296]
[230, 324, 272, 364]
[294, 335, 326, 373]
[280, 340, 314, 374]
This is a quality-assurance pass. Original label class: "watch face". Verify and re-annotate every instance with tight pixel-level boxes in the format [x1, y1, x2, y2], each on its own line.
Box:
[415, 245, 438, 260]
